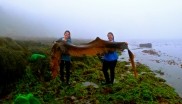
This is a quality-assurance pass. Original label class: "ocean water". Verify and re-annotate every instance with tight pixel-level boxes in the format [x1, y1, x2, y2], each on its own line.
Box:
[119, 39, 182, 97]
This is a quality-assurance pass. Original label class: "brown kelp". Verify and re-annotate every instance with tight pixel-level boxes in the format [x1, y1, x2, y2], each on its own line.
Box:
[50, 37, 137, 78]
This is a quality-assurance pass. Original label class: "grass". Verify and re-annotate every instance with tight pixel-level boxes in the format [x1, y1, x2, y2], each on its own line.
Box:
[0, 37, 182, 104]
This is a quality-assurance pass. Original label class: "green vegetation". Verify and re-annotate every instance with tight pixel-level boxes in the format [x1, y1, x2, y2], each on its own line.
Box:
[0, 37, 27, 97]
[14, 93, 41, 104]
[0, 37, 182, 104]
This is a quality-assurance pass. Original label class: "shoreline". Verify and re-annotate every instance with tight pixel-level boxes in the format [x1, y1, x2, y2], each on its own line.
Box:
[120, 43, 182, 97]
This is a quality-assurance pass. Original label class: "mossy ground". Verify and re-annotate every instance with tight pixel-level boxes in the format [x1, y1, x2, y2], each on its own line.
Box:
[0, 37, 182, 104]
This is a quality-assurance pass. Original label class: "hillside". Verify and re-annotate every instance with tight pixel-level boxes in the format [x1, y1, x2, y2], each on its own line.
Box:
[0, 6, 50, 38]
[0, 37, 182, 104]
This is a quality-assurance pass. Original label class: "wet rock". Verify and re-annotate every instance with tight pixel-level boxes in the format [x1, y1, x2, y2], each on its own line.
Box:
[167, 60, 176, 65]
[142, 49, 160, 56]
[139, 43, 152, 48]
[156, 60, 160, 63]
[154, 70, 164, 75]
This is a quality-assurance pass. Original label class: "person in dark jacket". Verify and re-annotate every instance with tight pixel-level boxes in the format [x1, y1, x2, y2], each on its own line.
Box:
[57, 30, 72, 85]
[102, 32, 118, 85]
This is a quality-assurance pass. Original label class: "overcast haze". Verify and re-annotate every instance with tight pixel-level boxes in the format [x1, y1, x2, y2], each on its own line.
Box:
[0, 0, 182, 41]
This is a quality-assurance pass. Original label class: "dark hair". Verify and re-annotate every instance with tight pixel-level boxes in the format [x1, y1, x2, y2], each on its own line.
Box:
[107, 32, 114, 40]
[64, 30, 71, 39]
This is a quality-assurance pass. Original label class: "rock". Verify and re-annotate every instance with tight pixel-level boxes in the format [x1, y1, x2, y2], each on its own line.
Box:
[82, 82, 99, 88]
[139, 43, 152, 48]
[142, 49, 160, 56]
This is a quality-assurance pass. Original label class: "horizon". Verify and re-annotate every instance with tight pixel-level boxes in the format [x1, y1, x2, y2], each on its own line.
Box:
[0, 0, 182, 41]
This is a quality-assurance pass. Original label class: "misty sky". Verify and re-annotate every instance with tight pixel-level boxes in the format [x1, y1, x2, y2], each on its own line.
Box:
[0, 0, 182, 41]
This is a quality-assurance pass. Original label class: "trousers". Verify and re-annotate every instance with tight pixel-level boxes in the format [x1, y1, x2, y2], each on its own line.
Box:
[102, 60, 117, 84]
[60, 60, 71, 83]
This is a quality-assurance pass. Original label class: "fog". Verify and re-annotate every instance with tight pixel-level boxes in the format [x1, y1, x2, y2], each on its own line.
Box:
[0, 0, 182, 41]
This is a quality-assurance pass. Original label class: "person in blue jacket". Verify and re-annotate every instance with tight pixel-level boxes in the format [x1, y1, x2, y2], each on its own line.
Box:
[56, 30, 72, 85]
[102, 32, 118, 85]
